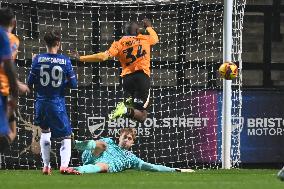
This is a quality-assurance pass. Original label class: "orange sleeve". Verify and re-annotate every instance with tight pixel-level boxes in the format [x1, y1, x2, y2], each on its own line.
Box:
[106, 41, 122, 57]
[79, 52, 109, 62]
[146, 27, 159, 45]
[79, 41, 122, 62]
[9, 33, 20, 60]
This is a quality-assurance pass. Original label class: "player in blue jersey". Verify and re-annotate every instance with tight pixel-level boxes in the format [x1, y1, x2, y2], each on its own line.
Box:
[63, 128, 194, 175]
[27, 30, 77, 175]
[0, 8, 19, 153]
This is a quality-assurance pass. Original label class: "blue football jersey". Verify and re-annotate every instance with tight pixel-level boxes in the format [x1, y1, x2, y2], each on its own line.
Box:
[0, 26, 11, 64]
[28, 53, 77, 98]
[0, 27, 11, 136]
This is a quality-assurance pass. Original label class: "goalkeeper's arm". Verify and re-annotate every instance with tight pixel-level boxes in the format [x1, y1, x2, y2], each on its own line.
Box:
[139, 162, 175, 172]
[138, 162, 194, 173]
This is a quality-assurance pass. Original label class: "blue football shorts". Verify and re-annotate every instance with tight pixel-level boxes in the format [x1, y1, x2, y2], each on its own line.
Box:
[0, 95, 9, 136]
[35, 97, 72, 138]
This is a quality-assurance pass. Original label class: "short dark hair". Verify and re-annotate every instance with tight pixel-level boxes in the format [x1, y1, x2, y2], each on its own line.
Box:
[44, 30, 61, 48]
[124, 21, 139, 36]
[0, 7, 14, 27]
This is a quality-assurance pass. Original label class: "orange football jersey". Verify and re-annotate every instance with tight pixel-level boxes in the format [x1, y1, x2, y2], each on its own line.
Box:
[106, 27, 158, 77]
[0, 33, 19, 96]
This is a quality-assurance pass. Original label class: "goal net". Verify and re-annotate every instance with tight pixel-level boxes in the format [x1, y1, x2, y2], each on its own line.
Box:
[0, 0, 245, 169]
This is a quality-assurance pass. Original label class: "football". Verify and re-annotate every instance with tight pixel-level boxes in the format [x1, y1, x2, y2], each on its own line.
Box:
[218, 62, 238, 80]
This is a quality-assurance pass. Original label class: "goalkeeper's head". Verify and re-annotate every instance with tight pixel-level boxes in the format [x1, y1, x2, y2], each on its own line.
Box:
[44, 30, 61, 50]
[118, 128, 136, 149]
[124, 21, 139, 36]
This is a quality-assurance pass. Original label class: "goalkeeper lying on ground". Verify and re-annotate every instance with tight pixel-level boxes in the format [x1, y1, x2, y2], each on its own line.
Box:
[63, 128, 194, 175]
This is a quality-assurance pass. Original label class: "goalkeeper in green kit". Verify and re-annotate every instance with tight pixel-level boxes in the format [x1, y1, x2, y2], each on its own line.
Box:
[63, 128, 194, 174]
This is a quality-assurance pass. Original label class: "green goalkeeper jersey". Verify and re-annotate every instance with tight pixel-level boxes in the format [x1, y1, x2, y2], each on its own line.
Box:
[80, 138, 143, 173]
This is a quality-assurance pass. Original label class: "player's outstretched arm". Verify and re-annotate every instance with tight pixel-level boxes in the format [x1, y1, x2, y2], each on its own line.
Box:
[70, 51, 111, 63]
[70, 39, 121, 63]
[138, 161, 195, 173]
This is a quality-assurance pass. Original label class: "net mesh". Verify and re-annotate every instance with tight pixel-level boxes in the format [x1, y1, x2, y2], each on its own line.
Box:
[0, 0, 245, 169]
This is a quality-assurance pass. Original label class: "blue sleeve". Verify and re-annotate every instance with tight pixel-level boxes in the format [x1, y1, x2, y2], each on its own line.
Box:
[65, 58, 77, 89]
[27, 55, 38, 87]
[0, 31, 11, 61]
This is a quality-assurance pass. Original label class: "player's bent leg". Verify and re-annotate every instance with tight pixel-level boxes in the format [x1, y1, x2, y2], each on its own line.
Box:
[129, 95, 149, 122]
[124, 97, 134, 108]
[62, 163, 108, 175]
[74, 163, 108, 174]
[131, 71, 150, 122]
[0, 112, 16, 153]
[277, 167, 284, 181]
[108, 101, 127, 120]
[132, 109, 147, 122]
[130, 79, 150, 122]
[0, 100, 11, 152]
[109, 102, 148, 122]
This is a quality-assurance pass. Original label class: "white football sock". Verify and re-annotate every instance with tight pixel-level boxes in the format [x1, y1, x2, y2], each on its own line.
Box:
[40, 132, 51, 167]
[60, 139, 71, 167]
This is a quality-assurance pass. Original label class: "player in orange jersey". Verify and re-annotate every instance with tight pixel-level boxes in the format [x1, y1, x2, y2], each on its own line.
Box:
[0, 10, 30, 97]
[0, 8, 29, 152]
[7, 30, 30, 147]
[0, 8, 19, 152]
[72, 19, 158, 122]
[8, 30, 30, 95]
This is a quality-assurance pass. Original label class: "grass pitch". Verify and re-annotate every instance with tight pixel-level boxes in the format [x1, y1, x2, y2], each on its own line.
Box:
[0, 169, 283, 189]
